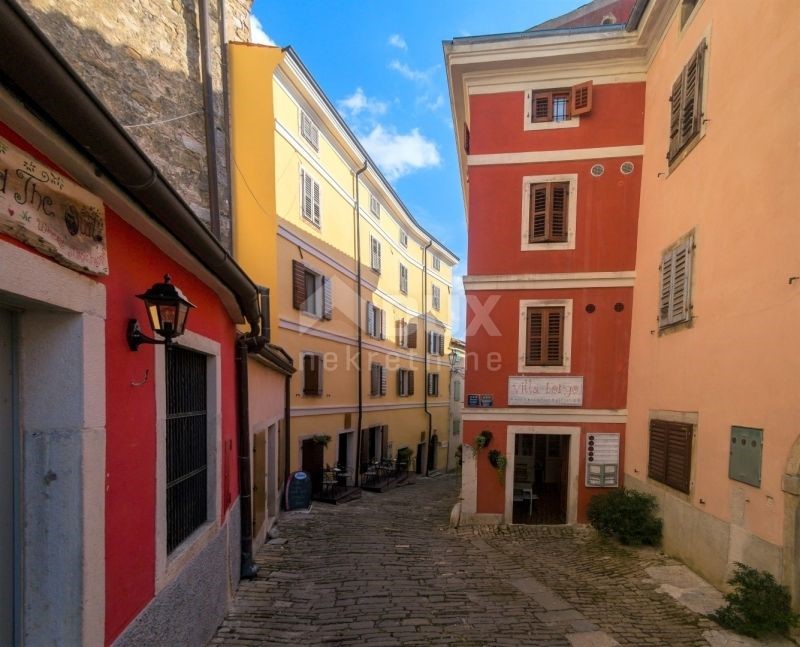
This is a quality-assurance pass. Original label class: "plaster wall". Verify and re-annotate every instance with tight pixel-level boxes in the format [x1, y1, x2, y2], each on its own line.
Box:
[626, 0, 800, 573]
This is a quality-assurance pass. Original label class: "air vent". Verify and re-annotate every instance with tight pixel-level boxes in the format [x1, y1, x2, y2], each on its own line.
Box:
[590, 164, 604, 177]
[620, 161, 635, 175]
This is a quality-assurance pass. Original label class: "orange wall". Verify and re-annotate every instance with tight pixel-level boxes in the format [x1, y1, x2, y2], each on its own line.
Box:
[626, 0, 800, 546]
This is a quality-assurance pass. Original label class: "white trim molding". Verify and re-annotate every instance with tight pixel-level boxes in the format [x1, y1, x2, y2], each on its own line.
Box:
[521, 173, 578, 251]
[463, 408, 627, 424]
[468, 145, 644, 166]
[518, 298, 573, 374]
[464, 271, 635, 291]
[291, 401, 450, 417]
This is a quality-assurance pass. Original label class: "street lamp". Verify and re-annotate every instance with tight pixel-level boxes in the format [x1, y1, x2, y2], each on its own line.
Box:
[127, 274, 196, 351]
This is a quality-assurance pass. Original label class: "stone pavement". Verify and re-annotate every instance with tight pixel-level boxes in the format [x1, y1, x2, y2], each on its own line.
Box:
[210, 474, 746, 646]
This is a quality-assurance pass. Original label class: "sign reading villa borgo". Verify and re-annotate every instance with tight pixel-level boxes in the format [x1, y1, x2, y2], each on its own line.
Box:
[508, 376, 584, 407]
[0, 135, 108, 275]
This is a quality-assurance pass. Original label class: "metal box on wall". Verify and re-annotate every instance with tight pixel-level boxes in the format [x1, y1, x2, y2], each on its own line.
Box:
[729, 426, 763, 487]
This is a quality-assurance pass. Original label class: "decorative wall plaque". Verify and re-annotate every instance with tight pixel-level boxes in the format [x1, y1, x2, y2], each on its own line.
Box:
[508, 376, 583, 406]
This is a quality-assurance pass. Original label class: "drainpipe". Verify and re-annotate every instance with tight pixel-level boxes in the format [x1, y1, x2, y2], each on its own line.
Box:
[423, 240, 433, 476]
[198, 0, 221, 239]
[284, 373, 291, 486]
[235, 335, 258, 579]
[353, 161, 368, 486]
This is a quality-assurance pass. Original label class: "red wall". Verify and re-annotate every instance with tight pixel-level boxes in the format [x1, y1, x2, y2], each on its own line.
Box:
[465, 421, 626, 523]
[465, 287, 632, 409]
[0, 122, 240, 644]
[469, 82, 645, 155]
[467, 159, 642, 275]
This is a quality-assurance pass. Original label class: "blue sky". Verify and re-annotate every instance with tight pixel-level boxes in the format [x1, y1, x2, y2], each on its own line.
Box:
[250, 1, 587, 337]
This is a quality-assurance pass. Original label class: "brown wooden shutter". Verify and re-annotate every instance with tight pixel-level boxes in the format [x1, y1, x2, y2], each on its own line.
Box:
[303, 354, 321, 395]
[668, 75, 684, 161]
[407, 323, 417, 349]
[292, 260, 307, 310]
[463, 123, 470, 154]
[397, 369, 404, 396]
[550, 183, 569, 242]
[322, 276, 333, 320]
[649, 419, 692, 494]
[380, 367, 387, 396]
[438, 334, 444, 356]
[526, 308, 543, 365]
[681, 41, 705, 147]
[532, 92, 552, 122]
[529, 184, 548, 242]
[570, 80, 593, 116]
[370, 364, 379, 396]
[408, 370, 415, 396]
[545, 309, 564, 365]
[647, 419, 669, 483]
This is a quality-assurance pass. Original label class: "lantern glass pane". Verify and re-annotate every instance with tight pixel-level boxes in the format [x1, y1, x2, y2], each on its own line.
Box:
[175, 302, 190, 335]
[159, 304, 177, 336]
[146, 303, 160, 332]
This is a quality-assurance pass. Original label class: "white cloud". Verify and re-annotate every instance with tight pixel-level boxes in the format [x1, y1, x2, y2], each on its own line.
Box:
[388, 34, 407, 50]
[389, 60, 437, 83]
[361, 125, 441, 181]
[415, 94, 445, 112]
[338, 88, 388, 118]
[249, 14, 276, 46]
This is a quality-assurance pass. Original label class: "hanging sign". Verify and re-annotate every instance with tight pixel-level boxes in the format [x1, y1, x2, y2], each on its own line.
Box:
[508, 376, 583, 406]
[0, 135, 108, 275]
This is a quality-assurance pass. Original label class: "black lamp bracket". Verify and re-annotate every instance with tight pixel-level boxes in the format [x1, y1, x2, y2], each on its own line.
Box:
[127, 319, 170, 352]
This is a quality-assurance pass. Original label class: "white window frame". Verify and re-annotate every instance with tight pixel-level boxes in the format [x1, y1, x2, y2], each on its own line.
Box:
[300, 109, 319, 151]
[523, 87, 581, 132]
[300, 168, 321, 227]
[399, 263, 408, 295]
[517, 298, 573, 374]
[399, 230, 408, 247]
[369, 193, 380, 218]
[370, 236, 382, 273]
[521, 173, 578, 251]
[155, 330, 221, 592]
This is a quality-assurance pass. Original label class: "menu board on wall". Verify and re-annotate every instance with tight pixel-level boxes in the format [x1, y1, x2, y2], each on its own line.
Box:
[0, 135, 108, 275]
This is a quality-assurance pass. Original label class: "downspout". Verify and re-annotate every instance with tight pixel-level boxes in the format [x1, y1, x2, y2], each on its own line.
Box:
[353, 161, 368, 486]
[423, 240, 433, 476]
[198, 0, 221, 239]
[284, 373, 291, 486]
[235, 335, 258, 579]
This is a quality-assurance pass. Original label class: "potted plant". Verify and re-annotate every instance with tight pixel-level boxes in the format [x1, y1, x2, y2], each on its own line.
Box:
[312, 434, 331, 447]
[488, 449, 508, 484]
[470, 430, 493, 456]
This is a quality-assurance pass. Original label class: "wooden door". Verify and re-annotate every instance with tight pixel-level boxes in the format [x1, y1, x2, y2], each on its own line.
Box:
[301, 438, 324, 494]
[560, 435, 570, 522]
[252, 430, 266, 537]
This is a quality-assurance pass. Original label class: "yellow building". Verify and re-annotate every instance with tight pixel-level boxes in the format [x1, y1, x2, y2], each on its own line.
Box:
[229, 43, 458, 489]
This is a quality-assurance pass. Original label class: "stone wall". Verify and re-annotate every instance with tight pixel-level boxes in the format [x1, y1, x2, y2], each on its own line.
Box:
[18, 0, 253, 250]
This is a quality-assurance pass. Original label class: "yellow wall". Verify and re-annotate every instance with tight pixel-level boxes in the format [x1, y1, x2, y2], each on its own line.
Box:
[229, 43, 284, 336]
[627, 0, 799, 560]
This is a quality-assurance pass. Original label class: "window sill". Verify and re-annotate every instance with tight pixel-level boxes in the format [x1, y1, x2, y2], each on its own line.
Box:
[157, 519, 217, 593]
[523, 117, 580, 132]
[666, 128, 706, 176]
[657, 317, 693, 337]
[516, 362, 571, 374]
[521, 239, 575, 252]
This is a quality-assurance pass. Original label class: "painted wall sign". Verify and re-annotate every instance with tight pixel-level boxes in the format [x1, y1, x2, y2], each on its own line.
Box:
[508, 376, 583, 406]
[0, 136, 108, 275]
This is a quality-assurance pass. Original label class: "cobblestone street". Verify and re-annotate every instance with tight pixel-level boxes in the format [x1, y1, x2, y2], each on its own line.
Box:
[211, 475, 718, 646]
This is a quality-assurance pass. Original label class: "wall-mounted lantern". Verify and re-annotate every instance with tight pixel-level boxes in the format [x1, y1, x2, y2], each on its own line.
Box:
[127, 274, 195, 351]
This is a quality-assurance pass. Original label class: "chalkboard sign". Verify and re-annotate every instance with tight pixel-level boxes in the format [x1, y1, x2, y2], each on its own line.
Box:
[284, 471, 312, 511]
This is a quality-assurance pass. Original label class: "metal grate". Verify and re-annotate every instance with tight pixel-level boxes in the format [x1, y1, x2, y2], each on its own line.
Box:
[166, 347, 207, 554]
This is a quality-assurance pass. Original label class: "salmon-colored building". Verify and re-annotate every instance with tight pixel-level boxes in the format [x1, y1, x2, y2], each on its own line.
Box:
[447, 0, 800, 601]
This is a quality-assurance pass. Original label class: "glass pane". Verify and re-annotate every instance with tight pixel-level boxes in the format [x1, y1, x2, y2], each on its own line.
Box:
[554, 95, 569, 122]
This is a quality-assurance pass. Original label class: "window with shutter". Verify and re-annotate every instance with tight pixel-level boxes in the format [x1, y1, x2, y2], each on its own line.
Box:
[437, 333, 445, 356]
[370, 236, 381, 273]
[526, 307, 564, 366]
[648, 419, 693, 493]
[366, 302, 375, 336]
[293, 260, 327, 318]
[396, 319, 406, 347]
[408, 370, 414, 396]
[369, 193, 380, 218]
[571, 80, 593, 116]
[300, 169, 321, 226]
[432, 285, 441, 312]
[322, 276, 333, 320]
[658, 233, 694, 330]
[407, 323, 417, 349]
[303, 353, 323, 396]
[667, 40, 706, 164]
[530, 83, 592, 124]
[398, 368, 414, 397]
[370, 363, 380, 396]
[399, 230, 408, 247]
[380, 366, 387, 396]
[529, 182, 569, 243]
[399, 264, 408, 294]
[427, 373, 439, 397]
[300, 110, 319, 151]
[432, 255, 441, 271]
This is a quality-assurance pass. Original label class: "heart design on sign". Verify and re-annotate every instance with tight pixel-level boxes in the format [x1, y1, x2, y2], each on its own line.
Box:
[8, 208, 14, 216]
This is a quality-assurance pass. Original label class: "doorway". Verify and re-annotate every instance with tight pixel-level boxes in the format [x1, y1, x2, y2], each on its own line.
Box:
[428, 433, 439, 472]
[416, 442, 425, 474]
[301, 437, 324, 494]
[336, 431, 355, 485]
[0, 309, 18, 645]
[511, 431, 574, 525]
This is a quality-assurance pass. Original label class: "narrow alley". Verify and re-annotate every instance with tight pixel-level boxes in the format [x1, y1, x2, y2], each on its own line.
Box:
[211, 476, 716, 646]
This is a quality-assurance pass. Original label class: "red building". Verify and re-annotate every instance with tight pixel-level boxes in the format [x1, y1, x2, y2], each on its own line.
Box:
[445, 0, 644, 525]
[0, 5, 291, 645]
